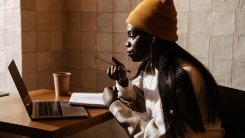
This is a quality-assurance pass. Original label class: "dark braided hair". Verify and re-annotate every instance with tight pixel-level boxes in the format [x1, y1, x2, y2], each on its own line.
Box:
[132, 38, 224, 138]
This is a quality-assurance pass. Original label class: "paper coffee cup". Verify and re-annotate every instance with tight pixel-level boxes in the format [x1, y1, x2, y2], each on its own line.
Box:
[53, 72, 71, 96]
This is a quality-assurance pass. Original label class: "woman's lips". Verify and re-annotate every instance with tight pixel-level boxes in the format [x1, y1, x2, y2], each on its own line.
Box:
[127, 51, 133, 56]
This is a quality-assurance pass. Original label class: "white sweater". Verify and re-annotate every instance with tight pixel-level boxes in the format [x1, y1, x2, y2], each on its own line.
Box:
[109, 59, 225, 138]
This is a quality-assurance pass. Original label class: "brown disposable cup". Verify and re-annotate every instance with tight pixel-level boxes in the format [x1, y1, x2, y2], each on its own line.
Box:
[53, 72, 71, 96]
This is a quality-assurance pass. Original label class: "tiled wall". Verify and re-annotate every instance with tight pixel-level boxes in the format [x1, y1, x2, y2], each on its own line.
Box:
[63, 1, 141, 137]
[21, 0, 64, 91]
[21, 0, 245, 92]
[174, 0, 245, 90]
[64, 0, 142, 93]
[20, 0, 142, 93]
[0, 0, 21, 94]
[57, 0, 245, 93]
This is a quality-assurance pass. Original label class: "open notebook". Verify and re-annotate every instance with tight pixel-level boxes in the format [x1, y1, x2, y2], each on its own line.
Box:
[69, 93, 106, 107]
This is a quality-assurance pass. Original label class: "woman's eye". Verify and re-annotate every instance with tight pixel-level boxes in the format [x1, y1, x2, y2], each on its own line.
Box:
[129, 36, 135, 39]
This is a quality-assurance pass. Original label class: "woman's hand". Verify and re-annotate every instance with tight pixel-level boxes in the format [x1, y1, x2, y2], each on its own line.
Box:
[102, 86, 119, 108]
[107, 57, 128, 87]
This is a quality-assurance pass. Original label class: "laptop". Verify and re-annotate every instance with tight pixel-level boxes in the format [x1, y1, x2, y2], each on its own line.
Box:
[8, 60, 88, 120]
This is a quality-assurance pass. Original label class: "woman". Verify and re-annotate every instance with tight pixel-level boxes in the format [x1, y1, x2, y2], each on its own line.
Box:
[102, 0, 225, 137]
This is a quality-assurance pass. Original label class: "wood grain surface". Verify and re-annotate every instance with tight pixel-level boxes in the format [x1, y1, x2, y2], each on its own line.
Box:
[0, 89, 114, 138]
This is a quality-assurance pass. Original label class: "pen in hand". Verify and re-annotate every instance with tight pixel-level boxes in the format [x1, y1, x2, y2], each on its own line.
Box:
[94, 57, 131, 73]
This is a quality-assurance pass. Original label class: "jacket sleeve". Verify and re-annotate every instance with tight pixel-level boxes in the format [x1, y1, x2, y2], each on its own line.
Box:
[111, 72, 164, 138]
[115, 72, 144, 101]
[116, 71, 146, 112]
[109, 100, 166, 138]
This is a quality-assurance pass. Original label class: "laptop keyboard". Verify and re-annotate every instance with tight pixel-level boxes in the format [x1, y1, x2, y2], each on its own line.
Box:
[36, 101, 63, 117]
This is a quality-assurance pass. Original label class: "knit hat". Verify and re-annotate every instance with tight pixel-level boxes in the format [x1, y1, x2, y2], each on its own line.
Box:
[126, 0, 178, 42]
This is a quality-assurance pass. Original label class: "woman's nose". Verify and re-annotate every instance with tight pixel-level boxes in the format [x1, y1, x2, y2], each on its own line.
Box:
[125, 40, 130, 47]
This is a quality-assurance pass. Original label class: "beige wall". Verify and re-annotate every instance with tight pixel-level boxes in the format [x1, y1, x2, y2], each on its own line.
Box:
[19, 0, 245, 92]
[0, 0, 21, 94]
[175, 0, 245, 90]
[21, 0, 64, 91]
[21, 0, 142, 93]
[64, 0, 142, 92]
[0, 0, 245, 138]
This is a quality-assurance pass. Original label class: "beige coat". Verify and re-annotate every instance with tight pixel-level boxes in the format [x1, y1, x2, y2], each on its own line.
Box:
[109, 59, 225, 138]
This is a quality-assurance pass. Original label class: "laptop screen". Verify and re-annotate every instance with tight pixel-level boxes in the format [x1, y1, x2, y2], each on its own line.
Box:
[8, 60, 32, 107]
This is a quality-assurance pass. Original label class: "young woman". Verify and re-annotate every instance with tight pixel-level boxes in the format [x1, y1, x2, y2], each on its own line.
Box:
[102, 0, 225, 138]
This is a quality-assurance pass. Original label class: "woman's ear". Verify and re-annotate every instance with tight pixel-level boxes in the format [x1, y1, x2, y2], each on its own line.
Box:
[152, 36, 156, 42]
[151, 36, 156, 47]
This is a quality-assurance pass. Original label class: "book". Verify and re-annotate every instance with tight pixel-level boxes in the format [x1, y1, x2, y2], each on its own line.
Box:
[69, 92, 106, 107]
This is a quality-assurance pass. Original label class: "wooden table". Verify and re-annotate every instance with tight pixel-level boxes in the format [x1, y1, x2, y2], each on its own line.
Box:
[0, 89, 115, 138]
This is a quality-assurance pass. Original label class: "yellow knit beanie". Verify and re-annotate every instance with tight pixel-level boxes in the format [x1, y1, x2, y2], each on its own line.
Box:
[126, 0, 178, 42]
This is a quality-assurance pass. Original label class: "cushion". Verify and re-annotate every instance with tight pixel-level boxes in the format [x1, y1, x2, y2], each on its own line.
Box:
[218, 85, 245, 138]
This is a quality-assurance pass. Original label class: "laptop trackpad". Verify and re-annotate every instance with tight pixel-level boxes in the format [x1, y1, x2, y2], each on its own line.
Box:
[60, 101, 88, 117]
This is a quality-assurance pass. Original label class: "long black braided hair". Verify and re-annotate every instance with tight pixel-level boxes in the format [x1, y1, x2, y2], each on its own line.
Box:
[132, 38, 224, 138]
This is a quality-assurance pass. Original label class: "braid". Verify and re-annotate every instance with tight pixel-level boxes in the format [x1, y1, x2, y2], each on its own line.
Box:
[155, 39, 207, 138]
[131, 38, 223, 137]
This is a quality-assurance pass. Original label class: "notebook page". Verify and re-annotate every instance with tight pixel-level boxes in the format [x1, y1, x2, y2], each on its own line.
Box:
[69, 93, 106, 107]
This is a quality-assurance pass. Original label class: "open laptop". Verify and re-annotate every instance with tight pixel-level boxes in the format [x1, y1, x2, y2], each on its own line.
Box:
[8, 60, 88, 120]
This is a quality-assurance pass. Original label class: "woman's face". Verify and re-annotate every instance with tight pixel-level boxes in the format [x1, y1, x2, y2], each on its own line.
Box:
[126, 24, 153, 62]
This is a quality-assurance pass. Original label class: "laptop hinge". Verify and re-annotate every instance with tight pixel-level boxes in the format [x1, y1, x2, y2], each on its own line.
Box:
[26, 103, 33, 117]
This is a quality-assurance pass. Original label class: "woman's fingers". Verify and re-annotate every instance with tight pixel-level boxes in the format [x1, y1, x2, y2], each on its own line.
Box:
[111, 65, 120, 80]
[111, 57, 124, 67]
[113, 86, 118, 99]
[107, 65, 119, 80]
[111, 57, 127, 74]
[103, 86, 111, 91]
[107, 67, 113, 79]
[102, 86, 118, 107]
[113, 86, 118, 92]
[110, 65, 117, 74]
[106, 57, 127, 82]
